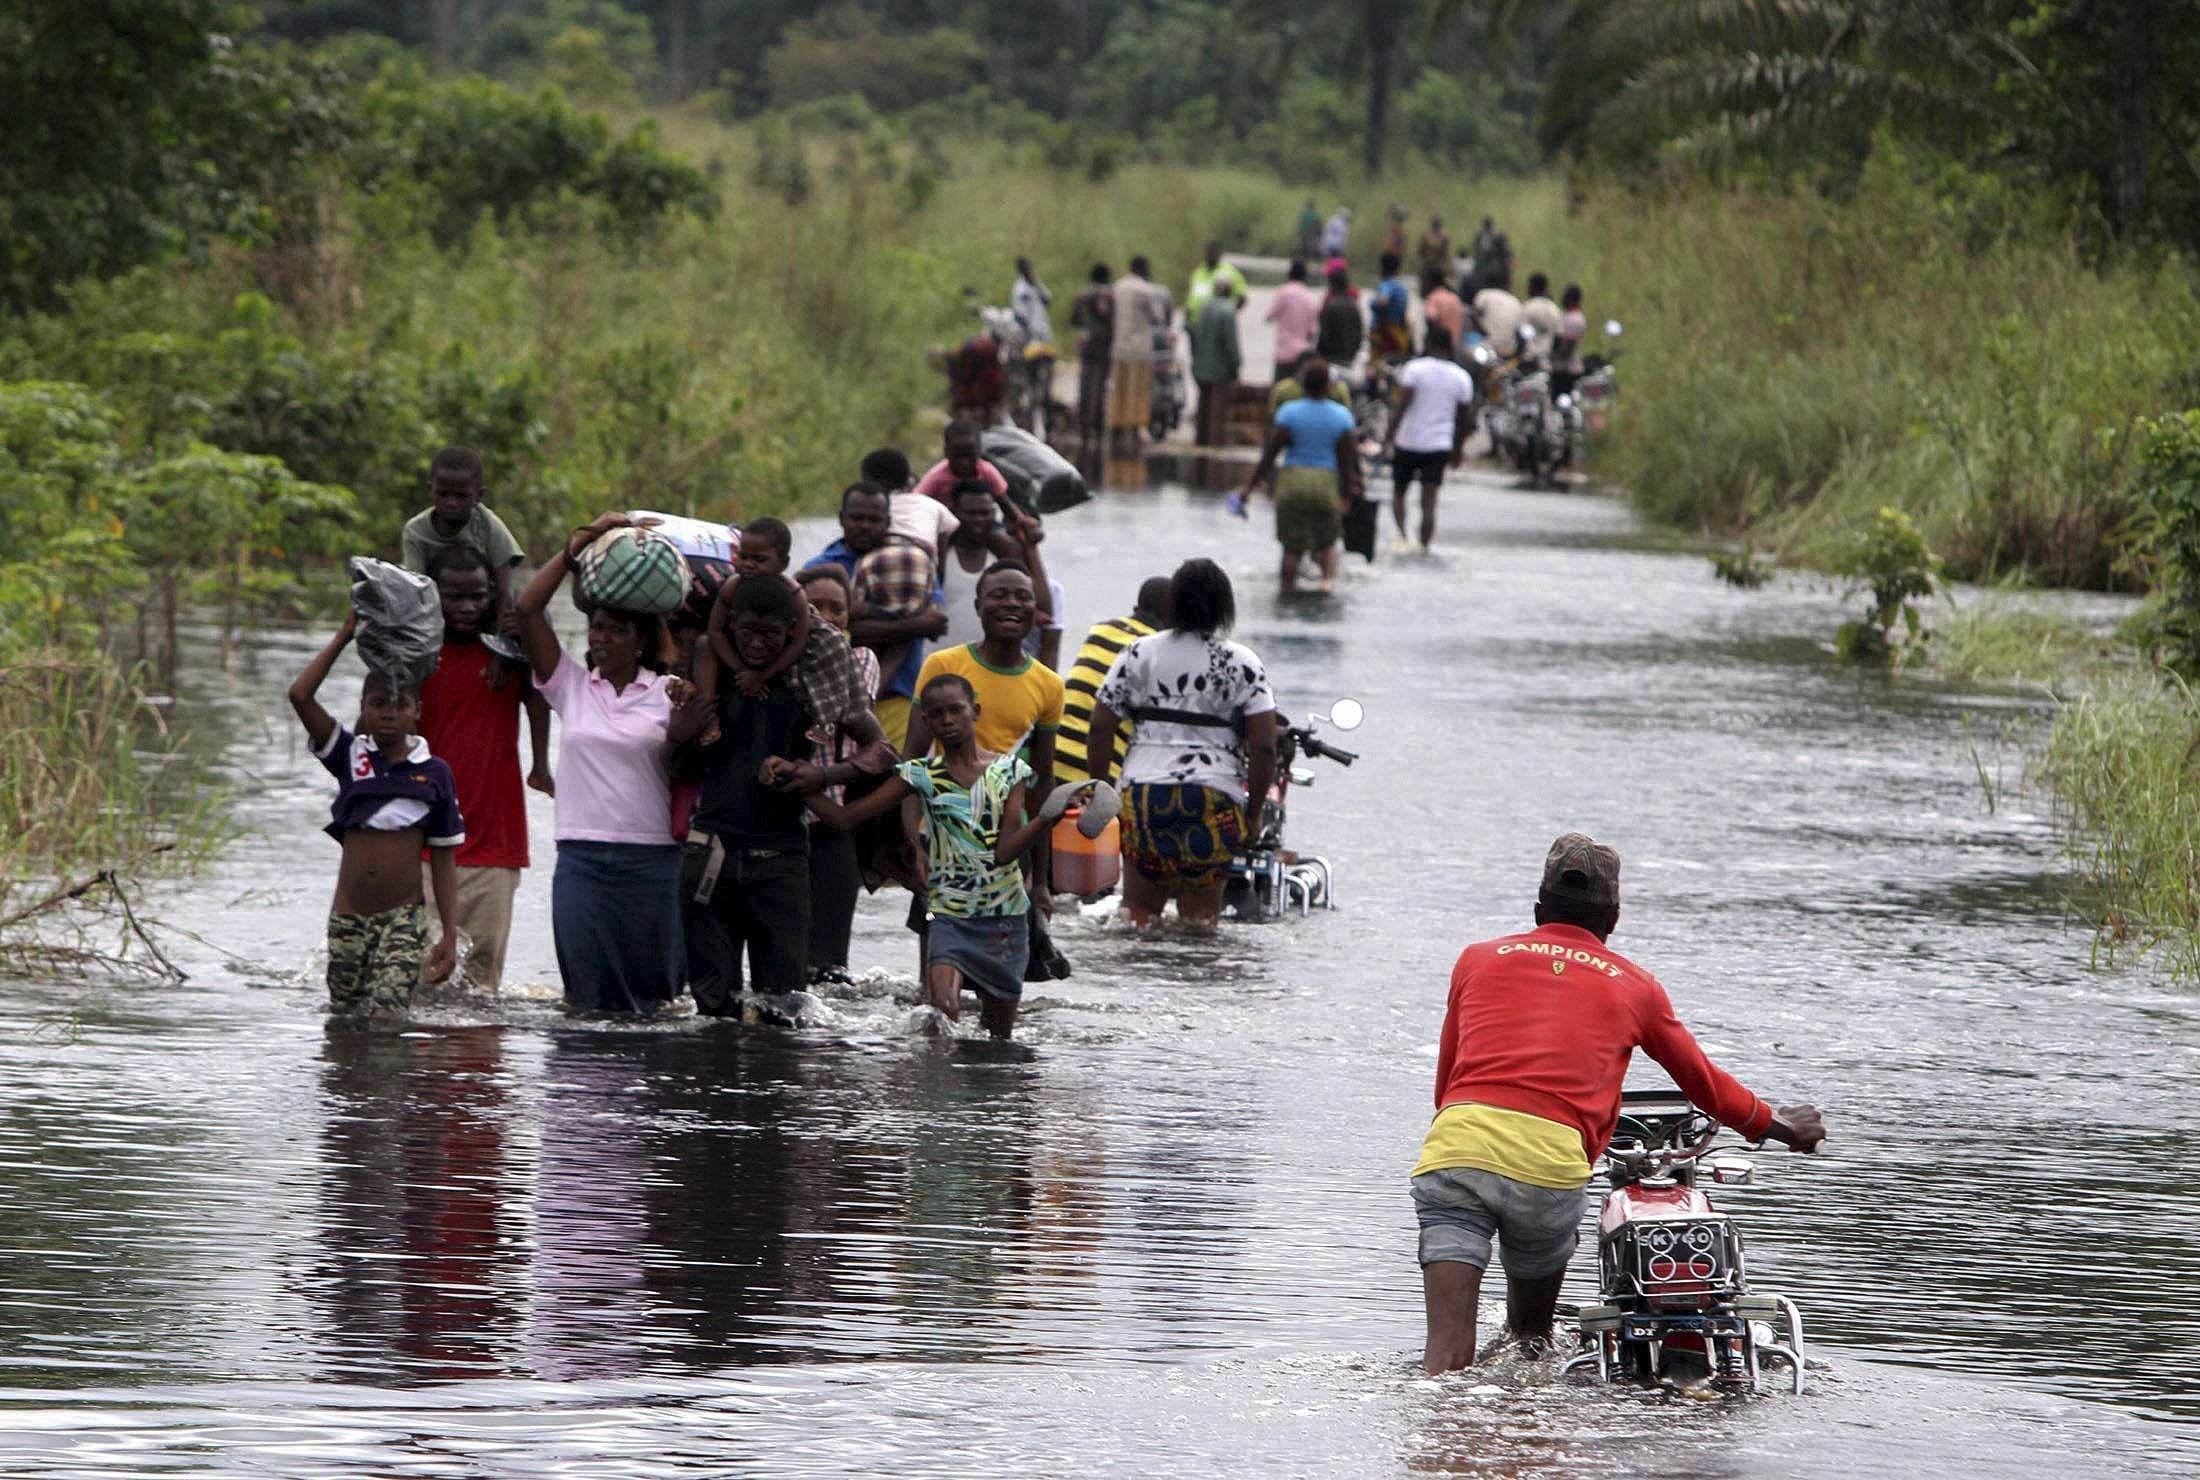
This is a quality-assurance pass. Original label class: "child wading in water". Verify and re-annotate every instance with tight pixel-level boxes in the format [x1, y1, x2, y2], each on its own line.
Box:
[290, 613, 466, 1015]
[774, 673, 1087, 1039]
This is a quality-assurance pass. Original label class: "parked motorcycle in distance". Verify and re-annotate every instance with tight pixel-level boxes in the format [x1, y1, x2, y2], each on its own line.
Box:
[1562, 1089, 1808, 1395]
[1148, 323, 1186, 442]
[1224, 698, 1362, 921]
[1573, 319, 1624, 437]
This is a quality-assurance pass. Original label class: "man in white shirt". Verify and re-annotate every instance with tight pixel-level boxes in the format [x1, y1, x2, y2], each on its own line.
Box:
[1521, 271, 1562, 343]
[1382, 325, 1476, 552]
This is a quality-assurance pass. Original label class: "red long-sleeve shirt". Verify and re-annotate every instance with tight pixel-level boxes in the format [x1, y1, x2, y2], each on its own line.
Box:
[1431, 923, 1773, 1163]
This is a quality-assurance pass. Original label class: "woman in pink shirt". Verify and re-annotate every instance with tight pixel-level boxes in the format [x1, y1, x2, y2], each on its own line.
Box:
[1264, 259, 1322, 378]
[517, 512, 690, 1013]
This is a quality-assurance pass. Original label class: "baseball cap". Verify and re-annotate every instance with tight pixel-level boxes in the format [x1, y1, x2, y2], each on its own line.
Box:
[1540, 832, 1620, 910]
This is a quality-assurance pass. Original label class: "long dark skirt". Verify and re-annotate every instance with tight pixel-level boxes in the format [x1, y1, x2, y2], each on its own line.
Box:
[806, 824, 861, 976]
[552, 840, 683, 1012]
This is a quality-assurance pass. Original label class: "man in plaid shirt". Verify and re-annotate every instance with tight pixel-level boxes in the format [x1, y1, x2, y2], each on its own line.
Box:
[813, 483, 947, 750]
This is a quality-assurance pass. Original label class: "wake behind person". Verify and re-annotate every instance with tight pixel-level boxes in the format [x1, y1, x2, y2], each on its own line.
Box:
[1412, 834, 1827, 1374]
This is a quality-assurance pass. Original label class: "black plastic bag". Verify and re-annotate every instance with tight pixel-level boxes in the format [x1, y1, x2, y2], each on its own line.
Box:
[348, 556, 443, 691]
[981, 425, 1091, 515]
[1342, 494, 1380, 563]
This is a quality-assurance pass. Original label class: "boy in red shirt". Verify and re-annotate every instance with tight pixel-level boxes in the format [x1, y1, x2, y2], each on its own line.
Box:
[1413, 833, 1826, 1373]
[415, 545, 554, 991]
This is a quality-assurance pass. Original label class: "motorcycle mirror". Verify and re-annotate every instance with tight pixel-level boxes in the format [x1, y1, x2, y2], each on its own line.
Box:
[1326, 698, 1365, 732]
[1469, 344, 1498, 368]
[1708, 1157, 1756, 1186]
[1603, 319, 1623, 339]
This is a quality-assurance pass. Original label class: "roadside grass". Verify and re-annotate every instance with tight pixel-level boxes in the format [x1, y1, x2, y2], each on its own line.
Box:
[0, 659, 226, 965]
[1570, 153, 2200, 591]
[1932, 598, 2132, 690]
[2037, 676, 2200, 978]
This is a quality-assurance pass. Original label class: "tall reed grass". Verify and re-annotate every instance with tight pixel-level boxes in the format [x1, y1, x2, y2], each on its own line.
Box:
[2038, 679, 2200, 977]
[0, 660, 224, 922]
[1566, 153, 2200, 590]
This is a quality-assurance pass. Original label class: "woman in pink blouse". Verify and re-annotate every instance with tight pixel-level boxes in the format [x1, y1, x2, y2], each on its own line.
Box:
[516, 512, 690, 1012]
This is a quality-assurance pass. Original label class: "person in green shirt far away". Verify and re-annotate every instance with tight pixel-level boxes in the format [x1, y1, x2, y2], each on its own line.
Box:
[1190, 277, 1245, 450]
[1187, 240, 1248, 318]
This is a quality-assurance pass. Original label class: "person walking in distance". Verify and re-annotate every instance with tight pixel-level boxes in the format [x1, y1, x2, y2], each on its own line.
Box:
[1240, 361, 1359, 595]
[1069, 263, 1114, 451]
[1265, 259, 1322, 381]
[1381, 324, 1475, 553]
[1108, 256, 1172, 454]
[1190, 277, 1243, 450]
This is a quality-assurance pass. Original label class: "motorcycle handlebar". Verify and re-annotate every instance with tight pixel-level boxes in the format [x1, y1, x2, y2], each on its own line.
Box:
[1293, 729, 1357, 766]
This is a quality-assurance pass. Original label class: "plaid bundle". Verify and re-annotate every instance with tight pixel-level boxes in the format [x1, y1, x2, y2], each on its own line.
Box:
[577, 527, 691, 615]
[853, 542, 937, 621]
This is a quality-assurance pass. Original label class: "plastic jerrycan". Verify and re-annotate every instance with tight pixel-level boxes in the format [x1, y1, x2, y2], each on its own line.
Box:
[1050, 807, 1121, 897]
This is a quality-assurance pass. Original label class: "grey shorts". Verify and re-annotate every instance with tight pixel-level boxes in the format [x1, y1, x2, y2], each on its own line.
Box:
[1411, 1167, 1586, 1278]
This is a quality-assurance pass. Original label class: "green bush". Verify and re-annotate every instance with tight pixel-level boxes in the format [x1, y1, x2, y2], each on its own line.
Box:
[1584, 144, 2200, 589]
[2128, 411, 2200, 674]
[1834, 506, 1943, 665]
[354, 71, 716, 241]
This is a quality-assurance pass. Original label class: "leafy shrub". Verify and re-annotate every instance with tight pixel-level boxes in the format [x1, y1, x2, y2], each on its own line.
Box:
[353, 70, 714, 241]
[2127, 411, 2200, 675]
[1834, 506, 1943, 665]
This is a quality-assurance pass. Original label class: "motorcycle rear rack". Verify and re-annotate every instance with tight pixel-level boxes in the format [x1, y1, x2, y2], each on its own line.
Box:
[1225, 849, 1335, 919]
[1562, 1292, 1806, 1395]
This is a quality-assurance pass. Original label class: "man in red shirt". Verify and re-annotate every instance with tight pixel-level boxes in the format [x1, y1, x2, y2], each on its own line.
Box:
[416, 546, 554, 991]
[1413, 833, 1826, 1374]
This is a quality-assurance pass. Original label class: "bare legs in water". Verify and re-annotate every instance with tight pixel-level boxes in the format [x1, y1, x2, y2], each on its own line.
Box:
[1421, 1260, 1567, 1375]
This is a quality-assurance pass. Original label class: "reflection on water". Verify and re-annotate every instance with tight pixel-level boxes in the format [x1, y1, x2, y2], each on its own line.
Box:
[1, 473, 2196, 1474]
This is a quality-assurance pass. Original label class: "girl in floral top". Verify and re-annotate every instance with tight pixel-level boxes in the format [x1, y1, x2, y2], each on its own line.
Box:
[790, 672, 1087, 1039]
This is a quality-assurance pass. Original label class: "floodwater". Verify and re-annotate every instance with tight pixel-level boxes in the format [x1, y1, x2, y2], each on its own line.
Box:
[3, 474, 2196, 1477]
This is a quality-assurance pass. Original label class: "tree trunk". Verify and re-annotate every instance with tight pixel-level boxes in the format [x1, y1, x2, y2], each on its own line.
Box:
[1363, 0, 1401, 179]
[433, 0, 458, 73]
[2110, 1, 2157, 241]
[663, 0, 688, 103]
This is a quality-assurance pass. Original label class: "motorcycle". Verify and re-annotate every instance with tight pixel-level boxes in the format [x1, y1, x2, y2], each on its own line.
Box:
[936, 304, 1060, 438]
[1352, 358, 1395, 459]
[1223, 699, 1362, 921]
[1571, 319, 1625, 437]
[1561, 1090, 1809, 1395]
[1472, 358, 1574, 490]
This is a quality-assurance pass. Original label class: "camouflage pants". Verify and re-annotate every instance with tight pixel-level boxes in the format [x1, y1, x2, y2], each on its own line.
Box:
[326, 905, 425, 1017]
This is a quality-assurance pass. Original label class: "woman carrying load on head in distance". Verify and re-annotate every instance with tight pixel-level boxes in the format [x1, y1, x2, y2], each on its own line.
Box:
[516, 510, 691, 1013]
[1083, 558, 1277, 928]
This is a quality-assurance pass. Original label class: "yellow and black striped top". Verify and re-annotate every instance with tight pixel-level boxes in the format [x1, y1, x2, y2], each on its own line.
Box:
[1053, 614, 1156, 784]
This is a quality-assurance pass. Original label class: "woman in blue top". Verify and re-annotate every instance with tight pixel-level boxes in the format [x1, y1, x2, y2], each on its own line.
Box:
[1239, 361, 1362, 594]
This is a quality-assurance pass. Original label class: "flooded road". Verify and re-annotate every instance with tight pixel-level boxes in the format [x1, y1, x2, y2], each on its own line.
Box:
[3, 474, 2196, 1475]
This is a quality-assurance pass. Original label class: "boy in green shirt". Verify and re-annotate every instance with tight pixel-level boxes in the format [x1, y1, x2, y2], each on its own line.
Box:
[400, 446, 524, 629]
